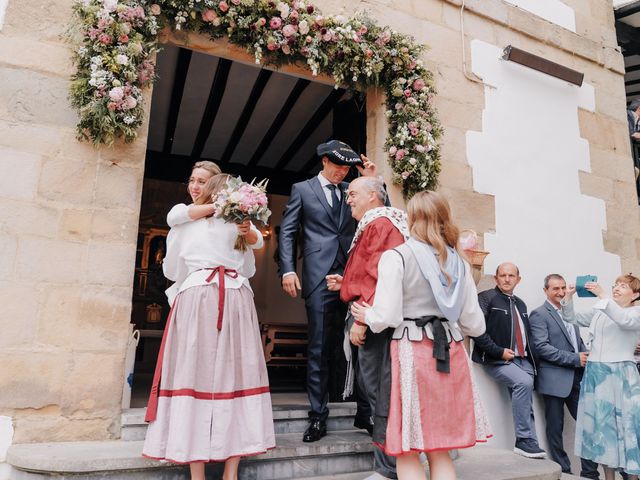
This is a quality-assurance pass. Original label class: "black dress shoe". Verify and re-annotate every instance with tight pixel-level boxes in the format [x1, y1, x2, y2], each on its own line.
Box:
[302, 419, 327, 442]
[353, 415, 374, 436]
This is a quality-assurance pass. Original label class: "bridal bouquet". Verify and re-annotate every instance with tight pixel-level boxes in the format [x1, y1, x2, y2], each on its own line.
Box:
[212, 177, 271, 251]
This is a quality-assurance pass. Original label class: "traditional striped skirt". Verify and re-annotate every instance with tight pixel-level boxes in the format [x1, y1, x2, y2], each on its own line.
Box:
[380, 336, 492, 455]
[142, 284, 275, 463]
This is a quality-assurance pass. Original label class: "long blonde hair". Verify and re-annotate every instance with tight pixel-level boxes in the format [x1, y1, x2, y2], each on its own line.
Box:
[194, 173, 230, 206]
[407, 191, 460, 285]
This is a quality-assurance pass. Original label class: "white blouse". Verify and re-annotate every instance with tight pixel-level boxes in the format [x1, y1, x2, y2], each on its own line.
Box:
[364, 248, 485, 338]
[163, 205, 263, 305]
[560, 297, 640, 363]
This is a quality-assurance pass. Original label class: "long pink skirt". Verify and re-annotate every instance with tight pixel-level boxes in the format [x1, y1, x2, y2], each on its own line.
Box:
[380, 337, 491, 456]
[142, 284, 275, 463]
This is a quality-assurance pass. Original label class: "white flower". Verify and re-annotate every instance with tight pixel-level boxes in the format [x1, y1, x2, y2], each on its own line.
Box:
[277, 2, 290, 18]
[109, 86, 124, 101]
[123, 115, 136, 125]
[409, 157, 417, 165]
[299, 20, 309, 35]
[103, 0, 118, 12]
[115, 54, 129, 65]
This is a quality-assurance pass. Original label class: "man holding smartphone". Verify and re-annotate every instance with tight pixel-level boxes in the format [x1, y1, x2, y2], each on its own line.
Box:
[529, 274, 599, 479]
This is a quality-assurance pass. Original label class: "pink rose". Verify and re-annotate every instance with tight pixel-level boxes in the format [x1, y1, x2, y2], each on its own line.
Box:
[407, 60, 417, 70]
[150, 4, 161, 15]
[404, 89, 412, 97]
[107, 102, 118, 111]
[124, 96, 137, 109]
[218, 1, 229, 12]
[282, 24, 297, 37]
[425, 123, 433, 132]
[395, 149, 405, 161]
[257, 17, 266, 26]
[322, 32, 332, 42]
[410, 128, 419, 136]
[290, 9, 299, 20]
[401, 171, 410, 180]
[231, 0, 241, 4]
[415, 145, 426, 153]
[98, 33, 113, 45]
[401, 47, 409, 53]
[359, 25, 367, 34]
[305, 35, 312, 43]
[388, 146, 397, 155]
[202, 9, 217, 22]
[267, 42, 278, 51]
[412, 78, 425, 91]
[365, 49, 373, 58]
[281, 44, 291, 55]
[408, 121, 417, 130]
[269, 17, 282, 29]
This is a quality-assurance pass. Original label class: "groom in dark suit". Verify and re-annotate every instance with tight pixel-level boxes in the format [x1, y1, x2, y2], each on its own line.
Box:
[279, 140, 377, 442]
[529, 274, 599, 479]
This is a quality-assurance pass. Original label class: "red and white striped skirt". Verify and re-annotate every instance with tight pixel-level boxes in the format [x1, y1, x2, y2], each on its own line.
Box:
[380, 337, 491, 455]
[142, 284, 275, 463]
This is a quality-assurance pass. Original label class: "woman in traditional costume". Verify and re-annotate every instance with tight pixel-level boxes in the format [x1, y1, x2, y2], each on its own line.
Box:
[561, 276, 640, 480]
[352, 191, 490, 480]
[142, 174, 275, 480]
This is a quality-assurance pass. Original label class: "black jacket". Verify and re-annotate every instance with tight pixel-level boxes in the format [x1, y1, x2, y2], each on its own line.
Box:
[471, 287, 537, 371]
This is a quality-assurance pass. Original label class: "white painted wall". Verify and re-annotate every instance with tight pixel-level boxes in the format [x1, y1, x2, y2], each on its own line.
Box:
[466, 39, 621, 469]
[502, 0, 576, 32]
[0, 0, 7, 31]
[0, 417, 14, 480]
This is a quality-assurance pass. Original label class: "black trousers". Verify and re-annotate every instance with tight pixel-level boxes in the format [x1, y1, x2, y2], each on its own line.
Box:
[305, 285, 369, 421]
[543, 371, 599, 479]
[357, 325, 397, 479]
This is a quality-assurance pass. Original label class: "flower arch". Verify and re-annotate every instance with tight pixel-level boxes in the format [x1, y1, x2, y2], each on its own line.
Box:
[70, 0, 442, 197]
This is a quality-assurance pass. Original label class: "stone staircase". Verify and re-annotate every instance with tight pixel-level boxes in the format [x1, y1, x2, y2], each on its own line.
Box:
[6, 401, 562, 480]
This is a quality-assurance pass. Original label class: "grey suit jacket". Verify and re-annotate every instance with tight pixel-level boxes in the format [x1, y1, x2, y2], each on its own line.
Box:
[278, 177, 354, 299]
[529, 301, 585, 398]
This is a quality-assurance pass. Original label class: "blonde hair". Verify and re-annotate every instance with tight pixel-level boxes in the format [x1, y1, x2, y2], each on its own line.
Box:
[407, 191, 460, 285]
[192, 160, 221, 176]
[194, 173, 231, 206]
[615, 274, 640, 302]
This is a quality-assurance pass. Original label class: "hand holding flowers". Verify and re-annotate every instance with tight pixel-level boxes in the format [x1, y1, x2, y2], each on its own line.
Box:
[212, 177, 271, 251]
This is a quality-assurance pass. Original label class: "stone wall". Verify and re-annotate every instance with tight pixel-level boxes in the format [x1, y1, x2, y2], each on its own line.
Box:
[0, 0, 637, 447]
[0, 0, 147, 442]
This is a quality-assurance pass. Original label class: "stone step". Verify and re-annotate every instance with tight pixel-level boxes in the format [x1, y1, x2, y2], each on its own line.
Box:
[7, 441, 562, 480]
[8, 430, 374, 480]
[120, 403, 359, 440]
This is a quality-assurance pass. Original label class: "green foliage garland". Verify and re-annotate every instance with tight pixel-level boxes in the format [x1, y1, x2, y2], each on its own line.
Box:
[70, 0, 443, 196]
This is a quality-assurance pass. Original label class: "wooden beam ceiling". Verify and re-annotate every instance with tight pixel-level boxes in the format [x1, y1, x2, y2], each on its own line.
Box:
[220, 69, 273, 164]
[248, 79, 311, 167]
[191, 58, 233, 159]
[163, 48, 192, 153]
[275, 88, 345, 171]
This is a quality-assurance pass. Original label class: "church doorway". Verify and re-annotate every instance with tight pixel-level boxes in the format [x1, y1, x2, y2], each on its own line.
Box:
[129, 43, 367, 406]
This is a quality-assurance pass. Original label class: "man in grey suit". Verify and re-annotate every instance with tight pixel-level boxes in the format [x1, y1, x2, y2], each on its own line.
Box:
[529, 274, 599, 479]
[279, 140, 377, 442]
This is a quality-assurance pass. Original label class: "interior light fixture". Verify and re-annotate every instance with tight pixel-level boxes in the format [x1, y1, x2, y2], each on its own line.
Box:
[502, 45, 584, 86]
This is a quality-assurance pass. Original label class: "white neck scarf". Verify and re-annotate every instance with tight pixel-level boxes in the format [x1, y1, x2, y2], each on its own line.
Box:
[349, 207, 410, 252]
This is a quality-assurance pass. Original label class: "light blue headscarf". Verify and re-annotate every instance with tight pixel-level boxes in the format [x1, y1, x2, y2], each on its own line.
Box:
[405, 237, 467, 323]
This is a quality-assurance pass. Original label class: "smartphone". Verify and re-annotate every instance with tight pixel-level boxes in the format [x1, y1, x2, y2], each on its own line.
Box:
[576, 275, 597, 297]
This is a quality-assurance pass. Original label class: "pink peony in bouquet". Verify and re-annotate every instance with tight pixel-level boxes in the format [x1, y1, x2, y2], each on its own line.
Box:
[212, 176, 271, 251]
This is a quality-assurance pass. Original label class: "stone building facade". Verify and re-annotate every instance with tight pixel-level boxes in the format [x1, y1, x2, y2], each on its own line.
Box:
[0, 0, 637, 472]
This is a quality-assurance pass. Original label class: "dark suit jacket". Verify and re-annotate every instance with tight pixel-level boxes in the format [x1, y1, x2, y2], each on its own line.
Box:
[278, 177, 355, 299]
[529, 300, 585, 398]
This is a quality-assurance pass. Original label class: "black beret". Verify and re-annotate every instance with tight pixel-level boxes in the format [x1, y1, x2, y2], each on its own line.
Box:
[316, 140, 363, 166]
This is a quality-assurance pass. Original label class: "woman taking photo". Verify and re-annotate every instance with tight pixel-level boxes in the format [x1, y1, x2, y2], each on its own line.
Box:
[143, 174, 275, 480]
[562, 275, 640, 480]
[351, 191, 490, 480]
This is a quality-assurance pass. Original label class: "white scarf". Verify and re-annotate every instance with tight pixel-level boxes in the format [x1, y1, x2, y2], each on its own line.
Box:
[349, 207, 410, 251]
